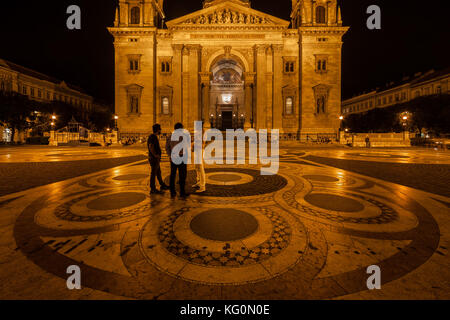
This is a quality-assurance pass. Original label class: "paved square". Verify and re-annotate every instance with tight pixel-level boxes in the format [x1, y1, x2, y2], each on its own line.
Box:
[0, 146, 448, 299]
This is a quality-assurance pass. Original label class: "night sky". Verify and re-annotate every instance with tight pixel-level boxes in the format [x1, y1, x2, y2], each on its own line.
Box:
[0, 0, 448, 106]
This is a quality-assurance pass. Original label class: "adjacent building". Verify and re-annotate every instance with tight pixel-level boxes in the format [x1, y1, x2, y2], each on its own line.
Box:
[0, 58, 94, 110]
[0, 58, 96, 142]
[109, 0, 349, 139]
[342, 68, 450, 116]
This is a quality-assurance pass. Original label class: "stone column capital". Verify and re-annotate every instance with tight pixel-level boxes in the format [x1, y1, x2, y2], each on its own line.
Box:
[244, 72, 256, 84]
[185, 44, 202, 52]
[172, 44, 184, 51]
[199, 72, 212, 84]
[272, 44, 284, 53]
[254, 44, 269, 54]
[182, 46, 190, 56]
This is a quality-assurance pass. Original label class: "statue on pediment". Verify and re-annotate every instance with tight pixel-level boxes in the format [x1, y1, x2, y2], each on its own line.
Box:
[217, 10, 224, 23]
[232, 11, 238, 23]
[211, 12, 218, 24]
[238, 12, 245, 24]
[224, 9, 232, 23]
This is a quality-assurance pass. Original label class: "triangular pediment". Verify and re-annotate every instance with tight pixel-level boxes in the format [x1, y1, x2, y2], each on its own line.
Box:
[166, 1, 290, 29]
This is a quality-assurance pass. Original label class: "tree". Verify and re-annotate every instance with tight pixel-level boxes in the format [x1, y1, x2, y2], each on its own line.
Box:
[0, 92, 34, 143]
[343, 94, 450, 135]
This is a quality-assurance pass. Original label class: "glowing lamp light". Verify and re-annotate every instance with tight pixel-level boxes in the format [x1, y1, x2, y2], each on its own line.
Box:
[403, 116, 408, 120]
[222, 94, 232, 104]
[51, 115, 57, 120]
[51, 122, 55, 126]
[114, 115, 119, 120]
[339, 116, 344, 120]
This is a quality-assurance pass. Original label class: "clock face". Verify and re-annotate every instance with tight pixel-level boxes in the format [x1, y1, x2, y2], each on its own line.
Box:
[222, 94, 232, 104]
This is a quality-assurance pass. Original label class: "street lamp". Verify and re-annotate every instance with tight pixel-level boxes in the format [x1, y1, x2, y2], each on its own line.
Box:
[114, 115, 119, 130]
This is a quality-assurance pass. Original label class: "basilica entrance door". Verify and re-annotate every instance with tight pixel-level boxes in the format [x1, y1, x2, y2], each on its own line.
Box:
[221, 111, 233, 131]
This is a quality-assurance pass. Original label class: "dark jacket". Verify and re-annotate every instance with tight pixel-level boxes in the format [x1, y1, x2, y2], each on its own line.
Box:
[147, 134, 162, 161]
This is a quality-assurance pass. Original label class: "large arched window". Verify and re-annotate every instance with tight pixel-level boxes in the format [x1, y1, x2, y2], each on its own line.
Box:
[316, 6, 326, 24]
[130, 6, 140, 25]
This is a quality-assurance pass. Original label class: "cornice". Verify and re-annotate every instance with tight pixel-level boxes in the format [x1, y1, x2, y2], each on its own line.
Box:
[168, 25, 288, 32]
[298, 26, 350, 35]
[108, 27, 157, 36]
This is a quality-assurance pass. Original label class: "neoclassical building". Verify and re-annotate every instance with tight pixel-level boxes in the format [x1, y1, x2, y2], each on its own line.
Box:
[109, 0, 348, 138]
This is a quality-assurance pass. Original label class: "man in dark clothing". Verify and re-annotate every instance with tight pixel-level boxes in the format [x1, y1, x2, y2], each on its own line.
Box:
[166, 123, 189, 199]
[148, 124, 169, 194]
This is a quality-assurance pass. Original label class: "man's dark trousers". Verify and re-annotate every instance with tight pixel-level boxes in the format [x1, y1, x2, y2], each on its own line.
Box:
[149, 158, 164, 191]
[170, 161, 187, 196]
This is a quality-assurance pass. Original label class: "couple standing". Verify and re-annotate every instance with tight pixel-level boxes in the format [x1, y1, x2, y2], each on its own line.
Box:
[147, 123, 206, 199]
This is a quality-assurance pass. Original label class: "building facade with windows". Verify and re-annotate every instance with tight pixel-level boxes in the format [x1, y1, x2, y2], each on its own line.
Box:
[0, 58, 96, 143]
[0, 58, 94, 111]
[109, 0, 348, 137]
[342, 68, 450, 116]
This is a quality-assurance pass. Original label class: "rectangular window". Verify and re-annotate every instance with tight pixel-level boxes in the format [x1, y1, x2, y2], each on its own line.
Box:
[130, 95, 139, 113]
[401, 92, 406, 100]
[383, 97, 387, 104]
[30, 88, 35, 97]
[285, 97, 293, 115]
[162, 97, 170, 115]
[129, 60, 139, 71]
[284, 62, 295, 74]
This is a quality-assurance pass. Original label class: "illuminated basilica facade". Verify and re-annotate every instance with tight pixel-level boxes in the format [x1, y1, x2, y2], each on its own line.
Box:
[108, 0, 348, 138]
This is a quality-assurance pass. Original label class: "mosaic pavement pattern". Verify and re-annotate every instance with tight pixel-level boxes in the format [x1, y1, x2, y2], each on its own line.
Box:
[0, 150, 449, 299]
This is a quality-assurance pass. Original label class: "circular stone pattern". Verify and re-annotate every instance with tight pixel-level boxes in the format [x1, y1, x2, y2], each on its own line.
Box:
[208, 174, 242, 182]
[112, 174, 148, 181]
[190, 209, 259, 241]
[304, 193, 364, 212]
[303, 175, 339, 182]
[86, 192, 146, 210]
[166, 168, 288, 197]
[354, 153, 409, 159]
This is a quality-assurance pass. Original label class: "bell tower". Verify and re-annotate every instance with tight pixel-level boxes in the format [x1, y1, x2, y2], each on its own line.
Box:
[292, 0, 349, 137]
[291, 0, 342, 28]
[114, 0, 165, 27]
[109, 0, 166, 135]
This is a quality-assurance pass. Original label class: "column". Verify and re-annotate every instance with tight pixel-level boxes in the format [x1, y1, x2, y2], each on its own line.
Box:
[182, 46, 190, 126]
[266, 46, 274, 128]
[244, 72, 255, 129]
[187, 45, 201, 130]
[273, 45, 284, 131]
[255, 45, 267, 130]
[200, 72, 212, 129]
[172, 44, 183, 124]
